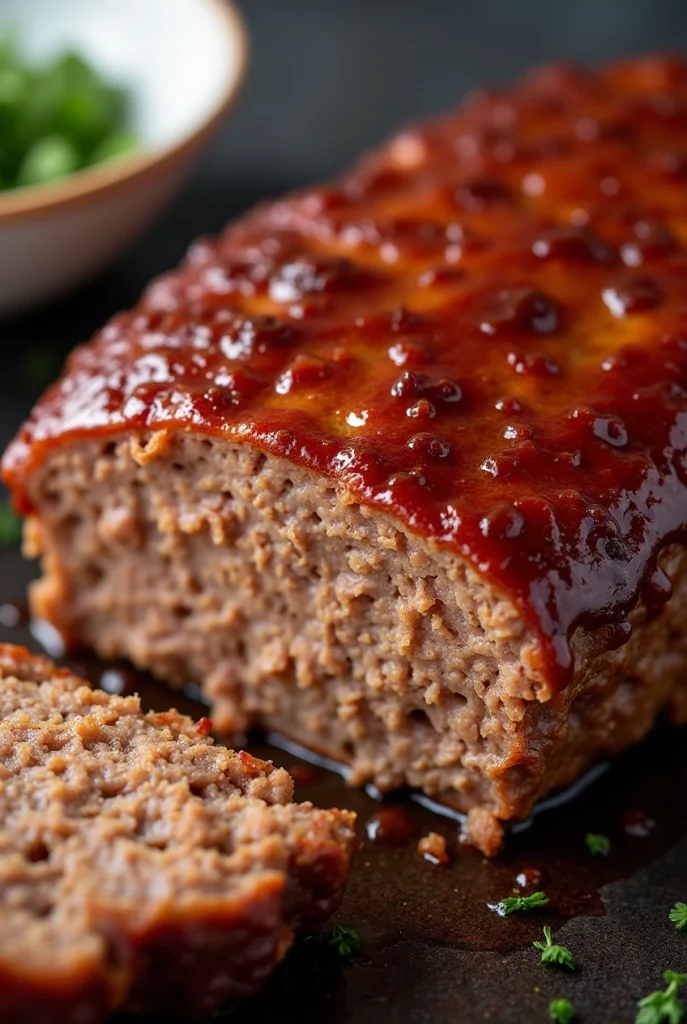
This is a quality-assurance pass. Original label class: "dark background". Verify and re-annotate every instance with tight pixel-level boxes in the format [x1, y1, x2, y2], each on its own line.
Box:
[215, 0, 687, 185]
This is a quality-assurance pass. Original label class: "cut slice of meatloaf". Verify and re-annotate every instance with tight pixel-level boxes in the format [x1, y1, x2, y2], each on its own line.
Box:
[5, 55, 687, 847]
[0, 644, 356, 1024]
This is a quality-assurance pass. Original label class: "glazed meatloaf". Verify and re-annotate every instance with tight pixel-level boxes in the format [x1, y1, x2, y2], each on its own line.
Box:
[0, 644, 356, 1023]
[5, 55, 687, 850]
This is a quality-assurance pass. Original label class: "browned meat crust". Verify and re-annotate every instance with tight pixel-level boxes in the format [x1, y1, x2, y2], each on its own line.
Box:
[4, 56, 687, 844]
[0, 644, 356, 1023]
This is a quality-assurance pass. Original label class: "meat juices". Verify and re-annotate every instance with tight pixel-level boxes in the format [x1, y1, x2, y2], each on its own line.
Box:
[0, 645, 356, 1023]
[4, 56, 687, 850]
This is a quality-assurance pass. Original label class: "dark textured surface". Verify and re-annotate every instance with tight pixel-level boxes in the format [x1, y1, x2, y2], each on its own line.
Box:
[0, 550, 685, 1023]
[227, 836, 687, 1023]
[1, 4, 687, 1015]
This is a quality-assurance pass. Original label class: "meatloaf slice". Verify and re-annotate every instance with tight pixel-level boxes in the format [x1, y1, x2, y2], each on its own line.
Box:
[5, 55, 687, 848]
[0, 644, 356, 1024]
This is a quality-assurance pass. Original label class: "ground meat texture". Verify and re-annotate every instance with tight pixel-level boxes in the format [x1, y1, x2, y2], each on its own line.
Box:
[0, 644, 356, 1024]
[5, 56, 687, 845]
[417, 832, 449, 865]
[464, 807, 505, 858]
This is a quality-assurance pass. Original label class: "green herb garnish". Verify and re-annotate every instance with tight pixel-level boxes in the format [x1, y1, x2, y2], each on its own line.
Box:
[17, 133, 80, 187]
[326, 924, 360, 957]
[533, 926, 576, 970]
[0, 37, 137, 192]
[0, 500, 21, 547]
[585, 832, 611, 857]
[88, 128, 138, 166]
[496, 891, 550, 916]
[636, 970, 687, 1024]
[670, 904, 687, 932]
[549, 998, 575, 1023]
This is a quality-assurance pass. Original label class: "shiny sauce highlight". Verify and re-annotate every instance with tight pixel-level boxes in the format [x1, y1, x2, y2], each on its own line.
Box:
[6, 56, 687, 689]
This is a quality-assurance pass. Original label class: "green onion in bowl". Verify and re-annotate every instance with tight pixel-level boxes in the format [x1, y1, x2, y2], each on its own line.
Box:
[0, 36, 137, 191]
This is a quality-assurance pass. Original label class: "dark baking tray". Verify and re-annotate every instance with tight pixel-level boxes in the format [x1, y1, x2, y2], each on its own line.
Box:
[1, 182, 686, 1024]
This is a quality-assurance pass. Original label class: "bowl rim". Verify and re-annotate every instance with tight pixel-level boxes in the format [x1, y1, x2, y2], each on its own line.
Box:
[0, 0, 249, 224]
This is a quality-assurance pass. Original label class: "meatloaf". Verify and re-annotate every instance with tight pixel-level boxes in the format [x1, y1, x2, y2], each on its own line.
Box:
[5, 55, 687, 849]
[0, 643, 356, 1023]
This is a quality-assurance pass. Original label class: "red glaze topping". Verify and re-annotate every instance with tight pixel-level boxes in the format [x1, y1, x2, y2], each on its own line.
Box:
[6, 56, 687, 690]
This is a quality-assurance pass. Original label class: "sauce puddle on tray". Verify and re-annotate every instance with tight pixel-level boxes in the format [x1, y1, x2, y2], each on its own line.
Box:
[2, 598, 686, 958]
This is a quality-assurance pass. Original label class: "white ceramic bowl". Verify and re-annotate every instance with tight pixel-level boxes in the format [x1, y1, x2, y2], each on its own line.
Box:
[0, 0, 248, 316]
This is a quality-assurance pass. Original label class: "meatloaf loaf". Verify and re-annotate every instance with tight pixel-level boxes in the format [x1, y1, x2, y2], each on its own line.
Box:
[5, 55, 687, 850]
[0, 643, 356, 1023]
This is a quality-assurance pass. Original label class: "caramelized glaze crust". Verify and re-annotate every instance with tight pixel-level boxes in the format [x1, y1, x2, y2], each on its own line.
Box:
[6, 55, 687, 686]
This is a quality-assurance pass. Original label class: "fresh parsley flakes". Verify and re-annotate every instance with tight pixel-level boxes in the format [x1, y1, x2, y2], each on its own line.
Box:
[326, 924, 360, 957]
[533, 926, 576, 970]
[636, 970, 687, 1024]
[669, 904, 687, 932]
[549, 998, 575, 1023]
[495, 891, 550, 916]
[0, 500, 21, 548]
[0, 37, 137, 192]
[585, 832, 611, 857]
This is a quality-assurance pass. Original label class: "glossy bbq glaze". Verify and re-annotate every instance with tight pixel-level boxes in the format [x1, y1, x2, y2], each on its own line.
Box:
[6, 55, 687, 688]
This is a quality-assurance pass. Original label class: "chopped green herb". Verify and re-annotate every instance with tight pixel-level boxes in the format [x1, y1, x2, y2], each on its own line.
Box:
[16, 133, 80, 186]
[585, 832, 611, 857]
[636, 970, 687, 1024]
[549, 998, 575, 1023]
[496, 891, 550, 915]
[0, 500, 21, 547]
[670, 904, 687, 932]
[0, 36, 137, 192]
[326, 924, 360, 957]
[88, 128, 137, 166]
[533, 926, 576, 970]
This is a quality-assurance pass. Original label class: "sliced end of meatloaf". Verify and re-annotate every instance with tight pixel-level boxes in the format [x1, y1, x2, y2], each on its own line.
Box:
[0, 644, 356, 1024]
[21, 434, 687, 843]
